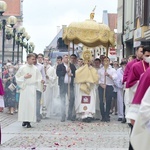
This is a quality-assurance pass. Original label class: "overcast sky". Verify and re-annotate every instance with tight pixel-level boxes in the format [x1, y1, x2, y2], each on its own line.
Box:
[23, 0, 118, 54]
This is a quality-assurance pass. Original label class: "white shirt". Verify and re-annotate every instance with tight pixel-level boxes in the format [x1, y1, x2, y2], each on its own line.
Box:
[35, 63, 46, 81]
[64, 63, 71, 84]
[98, 65, 117, 86]
[114, 67, 124, 89]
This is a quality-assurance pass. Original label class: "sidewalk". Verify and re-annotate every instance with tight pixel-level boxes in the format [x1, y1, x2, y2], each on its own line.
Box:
[0, 109, 17, 129]
[0, 111, 129, 150]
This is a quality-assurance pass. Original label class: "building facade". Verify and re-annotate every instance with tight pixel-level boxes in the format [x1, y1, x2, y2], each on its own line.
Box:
[102, 10, 117, 61]
[117, 0, 150, 59]
[117, 0, 123, 60]
[0, 0, 23, 64]
[44, 25, 81, 59]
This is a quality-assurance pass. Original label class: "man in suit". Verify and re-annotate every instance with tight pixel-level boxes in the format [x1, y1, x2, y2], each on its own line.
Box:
[56, 54, 76, 122]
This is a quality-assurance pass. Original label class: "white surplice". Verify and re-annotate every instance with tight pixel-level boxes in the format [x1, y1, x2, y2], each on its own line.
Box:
[43, 65, 57, 118]
[125, 82, 139, 123]
[131, 87, 150, 150]
[15, 64, 42, 122]
[114, 67, 124, 119]
[75, 84, 96, 119]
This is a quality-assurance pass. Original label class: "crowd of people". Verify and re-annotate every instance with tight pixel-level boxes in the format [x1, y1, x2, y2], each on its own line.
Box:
[122, 45, 150, 150]
[0, 52, 127, 123]
[0, 45, 150, 149]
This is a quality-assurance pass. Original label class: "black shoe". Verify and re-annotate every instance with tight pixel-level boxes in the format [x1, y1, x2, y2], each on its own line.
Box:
[86, 117, 92, 123]
[71, 115, 76, 121]
[22, 122, 27, 127]
[61, 119, 65, 122]
[61, 118, 65, 122]
[118, 118, 122, 121]
[101, 118, 106, 122]
[105, 118, 110, 122]
[82, 118, 89, 122]
[121, 118, 126, 123]
[26, 122, 32, 128]
[37, 118, 41, 122]
[39, 114, 42, 119]
[82, 118, 86, 122]
[128, 123, 133, 128]
[71, 118, 75, 121]
[67, 116, 71, 120]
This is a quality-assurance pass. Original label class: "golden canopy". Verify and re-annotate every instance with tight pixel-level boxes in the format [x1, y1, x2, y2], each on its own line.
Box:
[63, 17, 115, 48]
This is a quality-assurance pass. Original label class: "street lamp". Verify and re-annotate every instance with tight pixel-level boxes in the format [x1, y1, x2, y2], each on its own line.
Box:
[7, 16, 17, 63]
[7, 16, 17, 27]
[5, 26, 13, 40]
[24, 34, 31, 54]
[16, 26, 25, 63]
[0, 1, 7, 16]
[0, 0, 7, 76]
[26, 34, 31, 41]
[18, 26, 25, 35]
[28, 42, 35, 53]
[16, 32, 20, 63]
[20, 31, 27, 62]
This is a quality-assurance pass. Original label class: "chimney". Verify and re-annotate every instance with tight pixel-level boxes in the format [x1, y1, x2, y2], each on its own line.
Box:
[102, 10, 108, 25]
[62, 25, 67, 29]
[57, 26, 60, 34]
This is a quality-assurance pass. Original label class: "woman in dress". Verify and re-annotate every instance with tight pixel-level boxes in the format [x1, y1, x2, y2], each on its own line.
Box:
[3, 65, 16, 115]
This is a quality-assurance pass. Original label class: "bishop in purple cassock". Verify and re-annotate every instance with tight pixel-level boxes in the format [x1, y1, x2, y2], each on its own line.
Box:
[125, 47, 150, 123]
[123, 45, 144, 84]
[126, 60, 149, 88]
[130, 67, 150, 150]
[123, 58, 140, 84]
[123, 46, 143, 125]
[126, 67, 150, 120]
[132, 68, 150, 105]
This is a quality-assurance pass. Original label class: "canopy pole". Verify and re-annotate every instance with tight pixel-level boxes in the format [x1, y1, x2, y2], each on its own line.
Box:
[73, 40, 74, 54]
[106, 44, 109, 57]
[103, 44, 109, 104]
[68, 42, 70, 101]
[0, 124, 1, 144]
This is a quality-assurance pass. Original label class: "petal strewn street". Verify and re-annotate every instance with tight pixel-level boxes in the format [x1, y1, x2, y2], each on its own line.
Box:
[1, 110, 129, 150]
[2, 0, 148, 150]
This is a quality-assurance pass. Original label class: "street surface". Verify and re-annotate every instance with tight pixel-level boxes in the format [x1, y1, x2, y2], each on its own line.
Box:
[0, 109, 129, 150]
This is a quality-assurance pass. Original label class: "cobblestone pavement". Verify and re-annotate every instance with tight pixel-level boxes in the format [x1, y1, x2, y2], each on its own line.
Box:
[0, 109, 17, 129]
[0, 111, 130, 150]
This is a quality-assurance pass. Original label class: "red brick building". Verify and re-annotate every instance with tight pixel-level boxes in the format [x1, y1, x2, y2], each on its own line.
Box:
[108, 13, 117, 31]
[3, 0, 22, 16]
[102, 10, 117, 60]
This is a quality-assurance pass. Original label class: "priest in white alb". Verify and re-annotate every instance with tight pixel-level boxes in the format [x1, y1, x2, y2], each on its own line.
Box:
[15, 54, 42, 128]
[43, 57, 57, 118]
